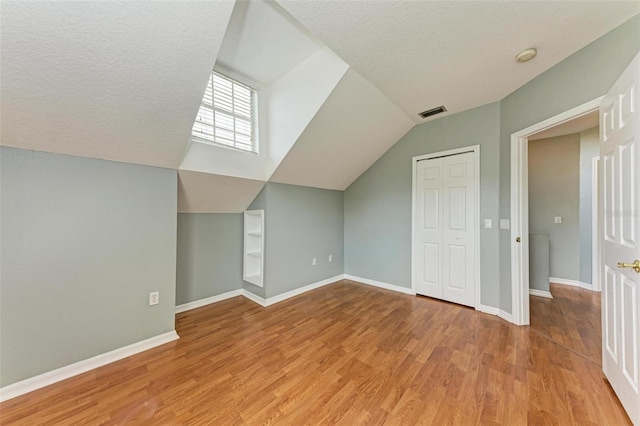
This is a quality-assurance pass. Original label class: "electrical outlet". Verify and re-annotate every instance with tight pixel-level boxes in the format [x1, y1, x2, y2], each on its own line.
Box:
[484, 219, 492, 229]
[312, 258, 317, 266]
[328, 254, 333, 262]
[555, 216, 562, 224]
[500, 219, 510, 230]
[149, 291, 159, 306]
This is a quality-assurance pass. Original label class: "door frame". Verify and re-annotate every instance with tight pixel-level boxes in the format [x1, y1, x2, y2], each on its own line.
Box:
[592, 156, 601, 292]
[510, 97, 603, 326]
[411, 144, 481, 308]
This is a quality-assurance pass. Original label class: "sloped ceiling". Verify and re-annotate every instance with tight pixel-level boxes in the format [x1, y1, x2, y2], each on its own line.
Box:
[216, 0, 323, 86]
[270, 69, 414, 190]
[2, 1, 639, 214]
[278, 1, 640, 123]
[0, 1, 234, 169]
[178, 171, 265, 213]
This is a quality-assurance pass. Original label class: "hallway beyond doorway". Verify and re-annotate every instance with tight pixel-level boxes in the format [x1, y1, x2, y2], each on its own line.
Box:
[530, 282, 601, 364]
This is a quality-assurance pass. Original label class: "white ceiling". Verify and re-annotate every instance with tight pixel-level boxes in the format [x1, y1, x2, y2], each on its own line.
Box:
[270, 69, 414, 190]
[0, 1, 234, 169]
[530, 111, 600, 141]
[216, 0, 323, 86]
[278, 1, 640, 123]
[2, 1, 638, 213]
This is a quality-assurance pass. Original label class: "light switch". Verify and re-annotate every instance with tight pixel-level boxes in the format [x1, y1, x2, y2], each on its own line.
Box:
[555, 216, 562, 224]
[484, 219, 492, 229]
[500, 219, 510, 230]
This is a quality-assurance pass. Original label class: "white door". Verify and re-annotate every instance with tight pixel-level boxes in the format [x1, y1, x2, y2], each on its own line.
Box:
[601, 53, 640, 425]
[415, 151, 476, 307]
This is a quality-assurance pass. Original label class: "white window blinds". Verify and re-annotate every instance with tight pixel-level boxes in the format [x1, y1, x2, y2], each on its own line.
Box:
[191, 71, 258, 153]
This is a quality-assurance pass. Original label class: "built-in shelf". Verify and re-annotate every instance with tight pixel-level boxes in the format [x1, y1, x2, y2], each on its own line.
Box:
[243, 210, 264, 287]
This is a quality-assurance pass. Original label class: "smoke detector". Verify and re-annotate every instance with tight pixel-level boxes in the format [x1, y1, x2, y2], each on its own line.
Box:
[516, 48, 537, 63]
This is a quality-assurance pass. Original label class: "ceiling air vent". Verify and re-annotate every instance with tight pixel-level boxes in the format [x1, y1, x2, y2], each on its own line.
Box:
[418, 105, 447, 119]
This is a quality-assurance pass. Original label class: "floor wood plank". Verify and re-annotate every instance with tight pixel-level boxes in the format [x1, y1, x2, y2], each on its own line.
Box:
[0, 280, 630, 425]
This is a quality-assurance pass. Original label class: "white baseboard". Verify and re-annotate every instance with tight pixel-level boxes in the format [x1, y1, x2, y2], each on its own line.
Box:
[579, 281, 594, 291]
[498, 309, 514, 323]
[175, 289, 243, 313]
[241, 289, 267, 307]
[343, 274, 416, 295]
[549, 277, 595, 291]
[0, 330, 179, 403]
[476, 304, 499, 315]
[529, 289, 553, 299]
[264, 275, 343, 306]
[476, 304, 514, 323]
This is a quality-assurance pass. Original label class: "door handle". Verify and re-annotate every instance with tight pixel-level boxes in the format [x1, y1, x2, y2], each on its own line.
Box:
[617, 259, 640, 273]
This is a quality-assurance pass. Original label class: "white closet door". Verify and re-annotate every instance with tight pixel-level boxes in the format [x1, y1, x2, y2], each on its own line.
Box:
[415, 152, 476, 307]
[415, 158, 444, 299]
[441, 152, 476, 307]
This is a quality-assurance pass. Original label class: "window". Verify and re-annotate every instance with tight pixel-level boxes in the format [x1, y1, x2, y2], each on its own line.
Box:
[191, 70, 258, 153]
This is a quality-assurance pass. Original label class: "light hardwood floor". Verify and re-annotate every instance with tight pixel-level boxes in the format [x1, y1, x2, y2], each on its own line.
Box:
[0, 280, 630, 425]
[530, 283, 602, 365]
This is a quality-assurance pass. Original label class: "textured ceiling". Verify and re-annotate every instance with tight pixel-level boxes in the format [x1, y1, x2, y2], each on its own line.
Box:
[270, 69, 413, 190]
[2, 0, 638, 210]
[216, 0, 322, 86]
[278, 1, 640, 123]
[529, 111, 599, 141]
[0, 1, 234, 169]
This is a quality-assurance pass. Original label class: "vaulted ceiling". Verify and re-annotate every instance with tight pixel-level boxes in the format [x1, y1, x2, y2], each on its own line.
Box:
[1, 1, 638, 212]
[0, 1, 235, 169]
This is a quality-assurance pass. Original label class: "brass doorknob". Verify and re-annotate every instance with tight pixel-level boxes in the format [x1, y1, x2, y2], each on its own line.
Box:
[617, 259, 640, 273]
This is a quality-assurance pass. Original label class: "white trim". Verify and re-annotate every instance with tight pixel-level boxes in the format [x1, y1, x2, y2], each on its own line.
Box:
[344, 274, 416, 295]
[581, 281, 594, 291]
[175, 289, 243, 314]
[549, 277, 596, 291]
[549, 277, 580, 286]
[592, 156, 601, 292]
[243, 210, 264, 287]
[476, 304, 500, 316]
[476, 304, 514, 323]
[510, 97, 603, 326]
[240, 275, 345, 307]
[264, 275, 343, 306]
[498, 310, 514, 323]
[411, 145, 481, 308]
[529, 289, 553, 299]
[241, 289, 267, 307]
[0, 331, 179, 403]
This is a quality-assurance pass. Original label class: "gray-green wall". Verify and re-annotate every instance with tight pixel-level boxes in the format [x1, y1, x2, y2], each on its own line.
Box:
[344, 14, 639, 313]
[0, 147, 177, 387]
[528, 134, 580, 281]
[344, 102, 501, 307]
[499, 14, 640, 312]
[264, 183, 344, 299]
[243, 183, 344, 300]
[579, 127, 600, 285]
[176, 214, 243, 305]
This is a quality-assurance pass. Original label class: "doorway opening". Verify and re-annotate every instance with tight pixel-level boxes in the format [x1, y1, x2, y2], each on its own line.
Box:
[526, 112, 601, 363]
[510, 97, 603, 326]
